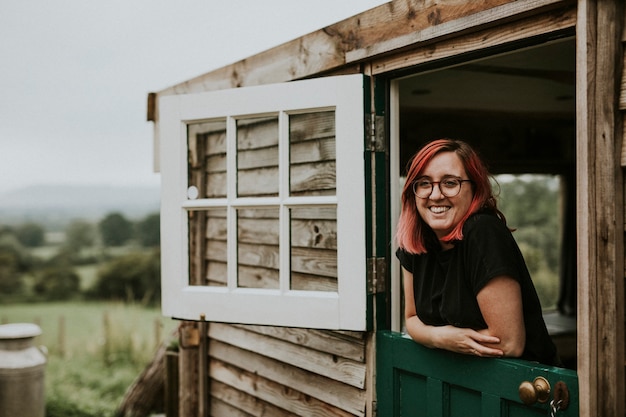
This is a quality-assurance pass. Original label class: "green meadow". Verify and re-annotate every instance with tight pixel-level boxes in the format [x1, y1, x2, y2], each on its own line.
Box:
[1, 302, 177, 417]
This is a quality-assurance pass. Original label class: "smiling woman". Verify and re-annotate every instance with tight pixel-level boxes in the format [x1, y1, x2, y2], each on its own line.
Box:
[395, 139, 560, 365]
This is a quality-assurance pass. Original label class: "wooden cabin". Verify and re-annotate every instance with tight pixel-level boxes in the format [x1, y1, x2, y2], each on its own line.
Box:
[148, 1, 625, 416]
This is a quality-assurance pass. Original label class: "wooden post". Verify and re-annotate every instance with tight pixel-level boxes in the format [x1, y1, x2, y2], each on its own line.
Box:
[164, 350, 180, 417]
[198, 318, 208, 417]
[155, 318, 162, 349]
[178, 322, 199, 417]
[103, 311, 111, 366]
[58, 315, 66, 358]
[576, 1, 625, 416]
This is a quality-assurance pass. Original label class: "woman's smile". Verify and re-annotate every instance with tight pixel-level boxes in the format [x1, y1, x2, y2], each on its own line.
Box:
[428, 205, 450, 214]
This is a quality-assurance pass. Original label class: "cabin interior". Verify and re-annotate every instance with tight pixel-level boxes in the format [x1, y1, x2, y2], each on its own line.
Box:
[394, 36, 577, 368]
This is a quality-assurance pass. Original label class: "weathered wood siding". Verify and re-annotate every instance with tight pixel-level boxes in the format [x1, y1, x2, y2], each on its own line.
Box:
[237, 117, 279, 197]
[208, 324, 367, 416]
[188, 121, 228, 286]
[289, 112, 336, 196]
[237, 208, 280, 289]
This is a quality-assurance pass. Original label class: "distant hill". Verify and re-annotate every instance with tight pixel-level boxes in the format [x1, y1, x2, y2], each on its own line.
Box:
[0, 184, 160, 228]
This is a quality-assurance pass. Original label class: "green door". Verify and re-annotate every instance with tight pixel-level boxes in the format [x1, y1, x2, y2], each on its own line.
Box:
[377, 331, 578, 416]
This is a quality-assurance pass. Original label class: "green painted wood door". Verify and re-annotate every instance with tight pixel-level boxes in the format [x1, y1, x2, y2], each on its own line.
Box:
[377, 331, 578, 416]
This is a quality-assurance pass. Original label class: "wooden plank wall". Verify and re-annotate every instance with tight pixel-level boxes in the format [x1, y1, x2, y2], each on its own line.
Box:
[184, 112, 367, 416]
[237, 208, 280, 289]
[207, 324, 367, 416]
[289, 112, 339, 292]
[578, 1, 625, 416]
[237, 117, 279, 197]
[188, 121, 228, 286]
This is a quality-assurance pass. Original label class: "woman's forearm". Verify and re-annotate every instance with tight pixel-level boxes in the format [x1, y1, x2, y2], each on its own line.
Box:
[405, 314, 503, 357]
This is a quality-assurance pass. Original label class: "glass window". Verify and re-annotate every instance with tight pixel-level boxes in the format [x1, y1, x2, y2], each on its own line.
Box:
[159, 74, 367, 330]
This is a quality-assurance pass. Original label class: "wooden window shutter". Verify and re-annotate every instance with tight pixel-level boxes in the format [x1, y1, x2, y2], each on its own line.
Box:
[159, 74, 368, 330]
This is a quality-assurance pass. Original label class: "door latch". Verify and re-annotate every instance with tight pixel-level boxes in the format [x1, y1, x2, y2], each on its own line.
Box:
[518, 377, 569, 415]
[519, 376, 551, 405]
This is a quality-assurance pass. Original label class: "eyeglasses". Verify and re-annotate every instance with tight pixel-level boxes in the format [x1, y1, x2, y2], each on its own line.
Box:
[412, 176, 473, 199]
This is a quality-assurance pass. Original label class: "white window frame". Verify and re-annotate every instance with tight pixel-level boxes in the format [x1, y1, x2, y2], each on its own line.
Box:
[159, 74, 367, 330]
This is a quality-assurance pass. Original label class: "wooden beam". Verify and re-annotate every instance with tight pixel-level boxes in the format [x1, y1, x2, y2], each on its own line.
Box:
[178, 322, 200, 417]
[155, 0, 568, 96]
[370, 5, 576, 74]
[348, 0, 570, 62]
[576, 1, 625, 416]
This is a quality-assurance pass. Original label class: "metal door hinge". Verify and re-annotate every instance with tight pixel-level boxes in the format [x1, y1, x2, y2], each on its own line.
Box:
[367, 257, 387, 294]
[365, 114, 386, 152]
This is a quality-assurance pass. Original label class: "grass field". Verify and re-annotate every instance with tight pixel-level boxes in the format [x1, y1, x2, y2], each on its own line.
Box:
[1, 301, 178, 417]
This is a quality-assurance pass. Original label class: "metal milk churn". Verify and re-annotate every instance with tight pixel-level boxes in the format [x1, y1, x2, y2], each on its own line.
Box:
[0, 323, 47, 417]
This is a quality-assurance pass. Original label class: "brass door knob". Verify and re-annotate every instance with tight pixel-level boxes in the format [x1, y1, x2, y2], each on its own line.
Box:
[518, 376, 551, 405]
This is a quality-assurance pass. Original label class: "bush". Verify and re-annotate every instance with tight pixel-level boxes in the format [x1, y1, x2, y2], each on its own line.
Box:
[0, 250, 25, 297]
[15, 222, 45, 247]
[88, 250, 161, 305]
[33, 266, 81, 300]
[0, 234, 32, 298]
[136, 213, 160, 247]
[99, 213, 133, 247]
[64, 220, 96, 252]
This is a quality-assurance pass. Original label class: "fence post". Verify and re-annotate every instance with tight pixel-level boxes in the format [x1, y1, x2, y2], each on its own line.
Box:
[58, 315, 66, 358]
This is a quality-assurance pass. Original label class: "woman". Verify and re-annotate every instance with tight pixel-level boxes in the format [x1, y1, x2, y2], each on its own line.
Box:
[396, 139, 559, 365]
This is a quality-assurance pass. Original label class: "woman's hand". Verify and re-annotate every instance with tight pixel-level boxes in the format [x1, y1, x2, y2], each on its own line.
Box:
[405, 316, 504, 357]
[429, 323, 504, 357]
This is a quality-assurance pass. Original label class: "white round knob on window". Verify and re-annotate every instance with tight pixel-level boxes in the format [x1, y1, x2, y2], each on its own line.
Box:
[187, 186, 199, 200]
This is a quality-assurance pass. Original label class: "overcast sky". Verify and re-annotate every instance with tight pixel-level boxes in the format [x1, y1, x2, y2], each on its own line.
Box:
[0, 1, 387, 194]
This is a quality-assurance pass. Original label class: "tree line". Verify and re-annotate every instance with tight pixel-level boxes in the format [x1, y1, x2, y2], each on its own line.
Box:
[0, 212, 161, 305]
[1, 176, 561, 308]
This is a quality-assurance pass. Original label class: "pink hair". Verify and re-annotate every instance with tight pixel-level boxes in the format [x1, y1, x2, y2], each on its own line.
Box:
[395, 139, 504, 254]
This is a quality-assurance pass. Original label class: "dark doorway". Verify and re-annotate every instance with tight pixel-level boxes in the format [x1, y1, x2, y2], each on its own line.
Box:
[395, 37, 577, 368]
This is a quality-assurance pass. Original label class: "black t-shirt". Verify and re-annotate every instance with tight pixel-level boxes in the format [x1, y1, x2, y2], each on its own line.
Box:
[396, 212, 559, 365]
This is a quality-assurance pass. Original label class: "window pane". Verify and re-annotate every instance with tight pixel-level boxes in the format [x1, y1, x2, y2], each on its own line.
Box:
[495, 174, 563, 310]
[188, 208, 227, 287]
[237, 117, 279, 197]
[187, 120, 227, 199]
[237, 208, 280, 289]
[289, 111, 336, 196]
[290, 207, 337, 291]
